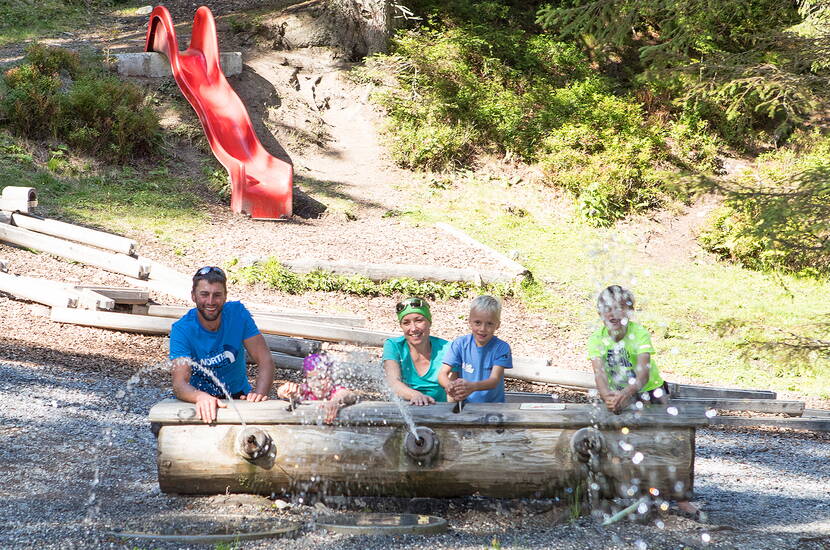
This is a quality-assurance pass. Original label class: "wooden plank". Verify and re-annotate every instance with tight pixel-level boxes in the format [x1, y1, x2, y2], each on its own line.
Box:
[7, 211, 137, 256]
[668, 383, 776, 400]
[710, 416, 830, 432]
[246, 351, 304, 370]
[146, 304, 365, 327]
[0, 272, 77, 308]
[0, 223, 150, 279]
[803, 409, 830, 418]
[149, 400, 708, 428]
[435, 222, 530, 279]
[672, 397, 804, 415]
[50, 307, 174, 334]
[74, 285, 150, 305]
[281, 258, 516, 285]
[262, 333, 321, 357]
[73, 288, 116, 310]
[252, 316, 393, 347]
[505, 391, 559, 404]
[49, 306, 391, 346]
[507, 362, 595, 388]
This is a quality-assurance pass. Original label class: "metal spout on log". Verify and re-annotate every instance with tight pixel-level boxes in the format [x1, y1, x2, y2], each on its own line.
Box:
[403, 426, 439, 466]
[570, 427, 605, 463]
[237, 427, 274, 462]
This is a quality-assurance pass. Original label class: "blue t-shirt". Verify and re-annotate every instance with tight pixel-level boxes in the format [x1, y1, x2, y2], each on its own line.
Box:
[169, 301, 260, 397]
[443, 334, 512, 403]
[382, 336, 449, 402]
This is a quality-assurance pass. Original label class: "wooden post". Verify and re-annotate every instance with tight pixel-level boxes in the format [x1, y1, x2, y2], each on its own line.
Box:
[0, 224, 150, 279]
[0, 186, 37, 213]
[281, 259, 516, 285]
[6, 212, 137, 256]
[0, 272, 77, 308]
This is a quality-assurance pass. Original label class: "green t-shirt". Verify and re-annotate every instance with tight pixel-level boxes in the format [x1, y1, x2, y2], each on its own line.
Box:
[382, 336, 449, 402]
[587, 321, 663, 392]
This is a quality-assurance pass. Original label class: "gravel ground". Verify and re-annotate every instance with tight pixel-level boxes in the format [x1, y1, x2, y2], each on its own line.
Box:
[1, 355, 828, 550]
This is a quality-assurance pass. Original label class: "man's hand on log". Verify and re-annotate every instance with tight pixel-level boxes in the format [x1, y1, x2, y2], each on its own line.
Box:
[195, 393, 226, 423]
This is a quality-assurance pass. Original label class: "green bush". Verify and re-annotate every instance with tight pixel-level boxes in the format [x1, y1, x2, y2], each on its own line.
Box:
[366, 2, 689, 223]
[0, 44, 159, 162]
[698, 133, 830, 276]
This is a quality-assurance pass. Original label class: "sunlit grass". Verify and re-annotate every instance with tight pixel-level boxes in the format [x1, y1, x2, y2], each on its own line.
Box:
[0, 1, 95, 47]
[403, 172, 830, 397]
[0, 132, 207, 244]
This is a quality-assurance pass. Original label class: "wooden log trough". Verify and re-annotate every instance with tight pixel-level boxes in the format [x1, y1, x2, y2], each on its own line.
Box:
[149, 400, 707, 500]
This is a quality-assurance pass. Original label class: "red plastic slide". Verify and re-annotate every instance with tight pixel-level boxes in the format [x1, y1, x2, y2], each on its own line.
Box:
[145, 5, 292, 219]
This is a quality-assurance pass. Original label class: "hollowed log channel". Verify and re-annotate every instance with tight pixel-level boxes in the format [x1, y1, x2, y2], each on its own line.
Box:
[149, 400, 705, 499]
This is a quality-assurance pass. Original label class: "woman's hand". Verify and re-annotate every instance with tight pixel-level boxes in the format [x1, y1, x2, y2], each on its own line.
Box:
[408, 391, 435, 406]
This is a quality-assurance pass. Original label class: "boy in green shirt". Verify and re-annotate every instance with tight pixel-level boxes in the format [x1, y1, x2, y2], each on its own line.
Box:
[587, 285, 700, 519]
[587, 285, 668, 414]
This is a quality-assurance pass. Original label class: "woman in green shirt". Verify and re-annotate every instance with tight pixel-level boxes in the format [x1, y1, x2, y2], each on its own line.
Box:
[382, 297, 449, 405]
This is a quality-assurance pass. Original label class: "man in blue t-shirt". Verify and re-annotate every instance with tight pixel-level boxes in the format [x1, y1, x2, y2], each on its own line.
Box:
[169, 266, 275, 423]
[439, 295, 513, 403]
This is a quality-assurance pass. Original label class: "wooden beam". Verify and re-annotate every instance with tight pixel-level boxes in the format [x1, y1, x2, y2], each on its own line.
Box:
[252, 316, 393, 347]
[507, 362, 596, 388]
[6, 212, 137, 256]
[246, 351, 304, 370]
[0, 223, 150, 279]
[505, 391, 559, 404]
[73, 285, 149, 305]
[262, 334, 321, 357]
[149, 400, 708, 428]
[668, 383, 776, 400]
[50, 307, 174, 334]
[146, 304, 365, 327]
[803, 409, 830, 418]
[710, 416, 830, 432]
[49, 306, 392, 346]
[0, 272, 77, 308]
[672, 397, 804, 416]
[281, 259, 516, 285]
[435, 222, 530, 279]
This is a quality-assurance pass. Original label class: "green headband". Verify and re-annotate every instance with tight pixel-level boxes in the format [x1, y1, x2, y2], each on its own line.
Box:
[396, 299, 431, 322]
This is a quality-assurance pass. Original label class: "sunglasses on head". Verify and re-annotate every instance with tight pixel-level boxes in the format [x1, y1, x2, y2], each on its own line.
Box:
[195, 266, 225, 277]
[395, 297, 426, 313]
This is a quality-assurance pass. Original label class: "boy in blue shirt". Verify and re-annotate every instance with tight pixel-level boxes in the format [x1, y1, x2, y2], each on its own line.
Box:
[438, 295, 513, 403]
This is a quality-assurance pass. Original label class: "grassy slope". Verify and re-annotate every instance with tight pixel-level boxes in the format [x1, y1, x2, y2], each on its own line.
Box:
[0, 132, 208, 250]
[402, 173, 830, 398]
